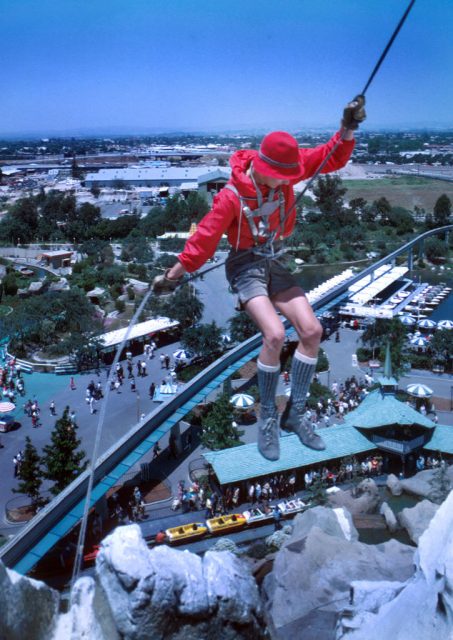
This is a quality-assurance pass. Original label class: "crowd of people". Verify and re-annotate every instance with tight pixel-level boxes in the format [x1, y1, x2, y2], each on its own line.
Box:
[1, 356, 26, 401]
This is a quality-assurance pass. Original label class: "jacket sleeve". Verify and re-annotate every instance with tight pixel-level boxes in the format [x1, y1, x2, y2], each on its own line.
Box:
[178, 190, 238, 273]
[299, 131, 355, 180]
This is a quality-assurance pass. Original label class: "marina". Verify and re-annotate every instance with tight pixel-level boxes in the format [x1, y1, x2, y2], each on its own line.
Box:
[336, 264, 452, 324]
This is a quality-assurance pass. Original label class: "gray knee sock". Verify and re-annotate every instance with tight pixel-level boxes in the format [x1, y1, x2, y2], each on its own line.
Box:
[290, 352, 317, 410]
[257, 360, 280, 415]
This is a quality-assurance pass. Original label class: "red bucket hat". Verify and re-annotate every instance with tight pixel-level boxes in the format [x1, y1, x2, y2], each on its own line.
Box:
[253, 131, 304, 180]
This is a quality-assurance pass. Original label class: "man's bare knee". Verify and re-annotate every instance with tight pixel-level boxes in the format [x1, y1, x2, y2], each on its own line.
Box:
[299, 319, 323, 346]
[263, 328, 285, 353]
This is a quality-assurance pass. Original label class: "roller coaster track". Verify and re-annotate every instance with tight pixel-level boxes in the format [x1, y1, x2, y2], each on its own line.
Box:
[0, 225, 451, 575]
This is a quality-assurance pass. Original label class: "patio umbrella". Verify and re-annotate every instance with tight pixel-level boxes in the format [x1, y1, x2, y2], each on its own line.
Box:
[221, 334, 232, 344]
[409, 336, 428, 348]
[230, 393, 255, 409]
[438, 320, 453, 330]
[399, 315, 416, 326]
[418, 318, 437, 329]
[0, 401, 15, 413]
[172, 349, 192, 362]
[406, 383, 433, 398]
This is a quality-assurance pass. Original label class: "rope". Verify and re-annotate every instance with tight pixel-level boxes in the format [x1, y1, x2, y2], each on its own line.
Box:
[70, 284, 156, 590]
[70, 0, 417, 589]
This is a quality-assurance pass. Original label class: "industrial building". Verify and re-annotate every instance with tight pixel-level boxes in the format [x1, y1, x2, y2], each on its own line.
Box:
[84, 166, 231, 194]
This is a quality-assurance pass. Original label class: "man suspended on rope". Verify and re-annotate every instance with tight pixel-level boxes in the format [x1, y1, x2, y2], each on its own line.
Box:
[153, 97, 366, 461]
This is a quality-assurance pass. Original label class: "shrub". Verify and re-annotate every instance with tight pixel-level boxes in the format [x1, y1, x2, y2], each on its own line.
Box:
[115, 299, 126, 313]
[409, 353, 432, 370]
[356, 347, 372, 362]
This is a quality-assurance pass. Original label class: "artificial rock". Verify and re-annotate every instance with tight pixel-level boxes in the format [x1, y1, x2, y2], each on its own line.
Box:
[263, 506, 414, 639]
[397, 499, 439, 544]
[340, 490, 453, 639]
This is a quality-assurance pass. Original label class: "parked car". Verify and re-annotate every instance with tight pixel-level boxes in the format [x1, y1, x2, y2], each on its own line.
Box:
[0, 415, 18, 433]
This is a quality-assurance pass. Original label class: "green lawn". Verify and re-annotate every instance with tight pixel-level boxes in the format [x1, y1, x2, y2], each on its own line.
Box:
[342, 176, 453, 211]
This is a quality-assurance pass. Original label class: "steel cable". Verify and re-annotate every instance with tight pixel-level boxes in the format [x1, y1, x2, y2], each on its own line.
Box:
[70, 0, 416, 588]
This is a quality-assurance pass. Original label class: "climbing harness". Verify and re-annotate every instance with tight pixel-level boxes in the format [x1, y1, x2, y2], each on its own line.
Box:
[70, 0, 417, 590]
[224, 176, 287, 260]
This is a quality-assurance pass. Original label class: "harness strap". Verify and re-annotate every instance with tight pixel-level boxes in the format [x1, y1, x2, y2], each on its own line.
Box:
[223, 182, 286, 250]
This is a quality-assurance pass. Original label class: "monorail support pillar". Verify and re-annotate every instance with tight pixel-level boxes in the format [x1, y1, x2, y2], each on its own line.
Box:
[418, 240, 424, 261]
[407, 248, 413, 271]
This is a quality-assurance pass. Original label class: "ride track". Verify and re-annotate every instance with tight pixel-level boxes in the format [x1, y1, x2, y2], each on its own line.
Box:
[0, 0, 426, 581]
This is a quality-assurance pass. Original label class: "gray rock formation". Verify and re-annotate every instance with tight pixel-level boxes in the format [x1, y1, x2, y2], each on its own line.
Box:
[339, 490, 453, 639]
[327, 479, 380, 515]
[263, 506, 414, 639]
[379, 501, 399, 533]
[54, 576, 120, 640]
[0, 559, 59, 640]
[397, 499, 439, 545]
[95, 524, 265, 639]
[386, 473, 403, 496]
[400, 466, 453, 500]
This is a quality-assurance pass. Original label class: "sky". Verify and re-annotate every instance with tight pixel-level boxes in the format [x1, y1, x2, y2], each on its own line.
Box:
[1, 0, 452, 136]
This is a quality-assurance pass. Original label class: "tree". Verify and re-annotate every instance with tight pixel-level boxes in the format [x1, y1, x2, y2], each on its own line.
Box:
[182, 321, 223, 355]
[200, 393, 244, 450]
[307, 475, 328, 506]
[149, 284, 203, 329]
[433, 194, 451, 226]
[372, 197, 392, 223]
[2, 271, 18, 296]
[348, 197, 368, 220]
[361, 319, 410, 377]
[12, 436, 43, 510]
[425, 237, 447, 262]
[312, 175, 346, 220]
[71, 156, 85, 179]
[229, 312, 258, 343]
[430, 329, 453, 371]
[41, 407, 88, 495]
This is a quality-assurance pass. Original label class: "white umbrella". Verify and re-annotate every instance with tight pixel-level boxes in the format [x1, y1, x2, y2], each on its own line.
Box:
[0, 401, 15, 413]
[173, 349, 193, 362]
[407, 383, 433, 398]
[418, 318, 437, 329]
[438, 320, 453, 330]
[410, 336, 428, 347]
[221, 334, 232, 344]
[399, 315, 416, 326]
[230, 393, 255, 409]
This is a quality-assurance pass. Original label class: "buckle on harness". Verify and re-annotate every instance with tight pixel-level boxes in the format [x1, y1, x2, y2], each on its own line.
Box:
[252, 234, 287, 260]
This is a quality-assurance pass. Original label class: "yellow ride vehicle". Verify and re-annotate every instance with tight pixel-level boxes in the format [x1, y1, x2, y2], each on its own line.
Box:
[165, 522, 207, 543]
[206, 513, 247, 535]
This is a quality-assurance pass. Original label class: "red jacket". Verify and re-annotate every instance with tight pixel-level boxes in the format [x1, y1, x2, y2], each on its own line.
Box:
[178, 131, 354, 272]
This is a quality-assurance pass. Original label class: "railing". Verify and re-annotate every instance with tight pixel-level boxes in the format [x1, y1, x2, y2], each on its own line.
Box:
[371, 433, 426, 455]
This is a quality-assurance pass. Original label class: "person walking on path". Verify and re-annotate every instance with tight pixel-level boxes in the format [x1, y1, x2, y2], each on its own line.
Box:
[153, 97, 365, 461]
[149, 382, 156, 400]
[89, 396, 96, 414]
[50, 400, 56, 416]
[273, 505, 282, 531]
[70, 377, 76, 390]
[160, 354, 165, 369]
